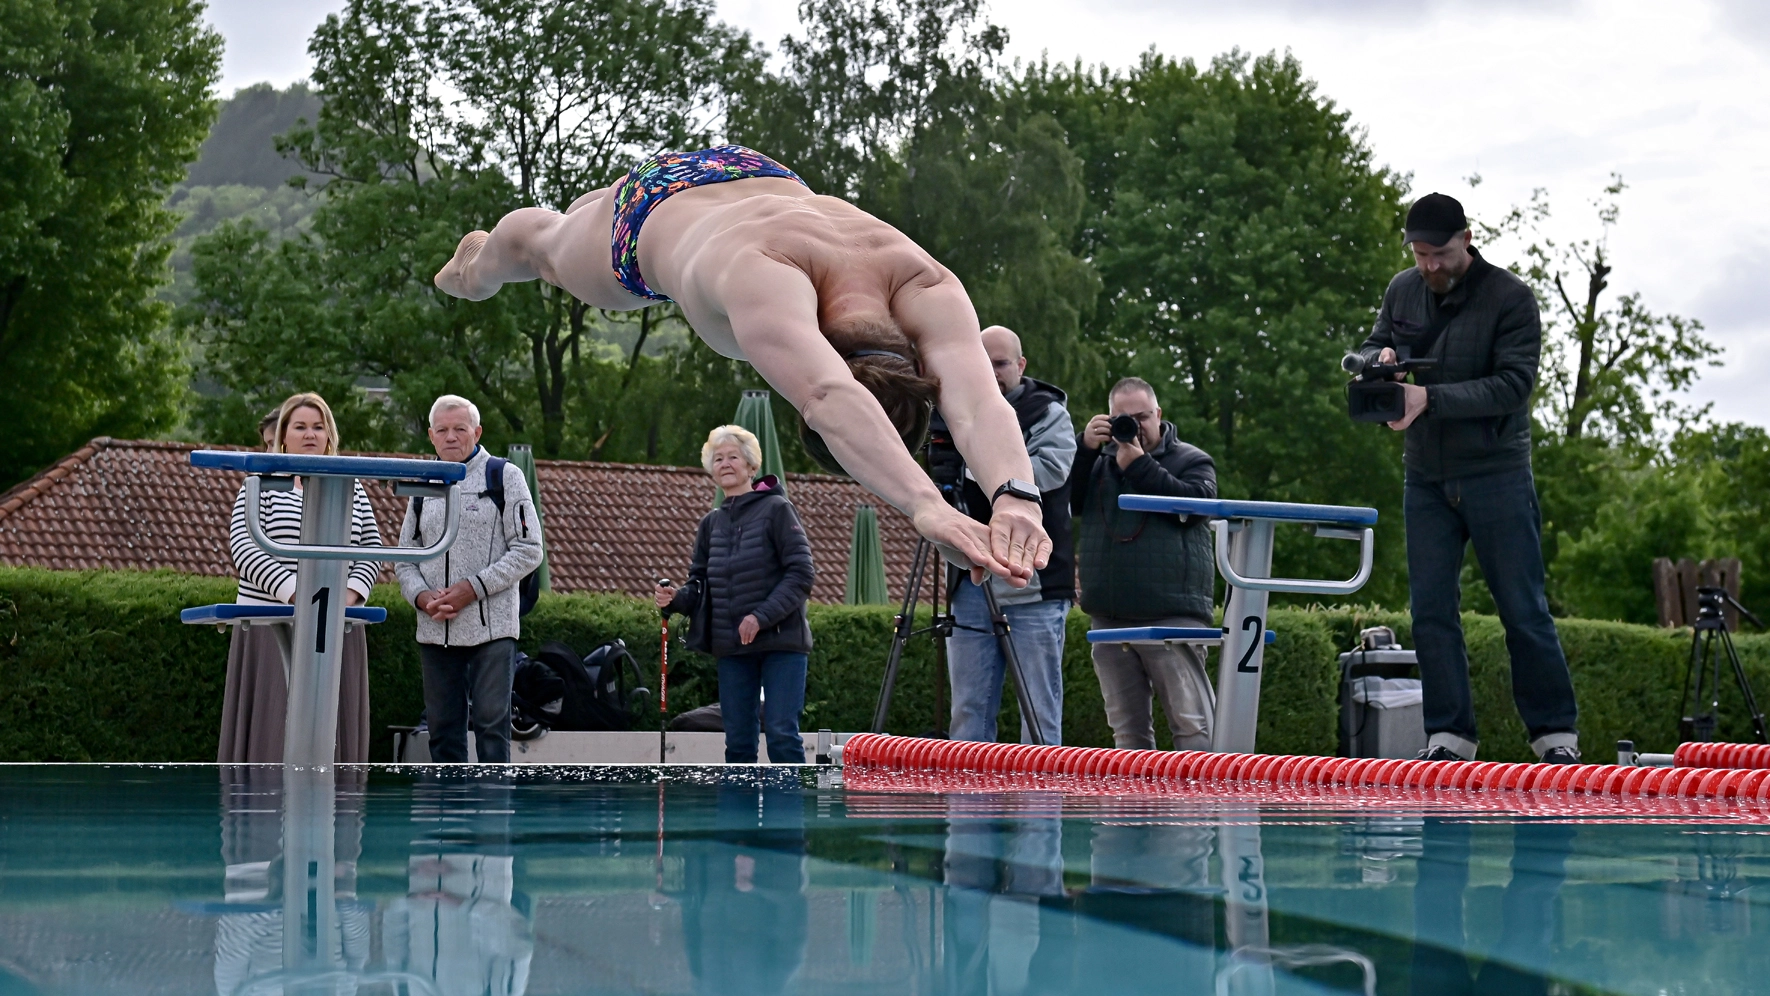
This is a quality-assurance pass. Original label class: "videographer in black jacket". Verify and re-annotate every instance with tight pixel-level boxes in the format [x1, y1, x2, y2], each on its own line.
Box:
[1354, 192, 1579, 765]
[1072, 377, 1219, 750]
[657, 425, 815, 764]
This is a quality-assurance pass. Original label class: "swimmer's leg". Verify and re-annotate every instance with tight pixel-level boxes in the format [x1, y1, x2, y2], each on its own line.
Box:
[434, 207, 559, 301]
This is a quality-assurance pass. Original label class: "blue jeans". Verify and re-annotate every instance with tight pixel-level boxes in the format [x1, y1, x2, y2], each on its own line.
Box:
[1405, 468, 1577, 753]
[948, 583, 1068, 744]
[717, 651, 808, 763]
[419, 638, 515, 763]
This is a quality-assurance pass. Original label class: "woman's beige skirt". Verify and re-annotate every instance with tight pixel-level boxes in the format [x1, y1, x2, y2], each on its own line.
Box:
[216, 622, 371, 763]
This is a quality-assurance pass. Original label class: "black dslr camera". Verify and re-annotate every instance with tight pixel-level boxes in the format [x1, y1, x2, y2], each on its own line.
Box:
[1109, 414, 1140, 443]
[1343, 352, 1437, 423]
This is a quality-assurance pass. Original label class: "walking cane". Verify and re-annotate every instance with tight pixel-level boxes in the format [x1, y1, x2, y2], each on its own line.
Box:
[658, 577, 671, 765]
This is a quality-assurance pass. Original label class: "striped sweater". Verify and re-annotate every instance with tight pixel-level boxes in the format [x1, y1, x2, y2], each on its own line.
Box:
[229, 482, 385, 605]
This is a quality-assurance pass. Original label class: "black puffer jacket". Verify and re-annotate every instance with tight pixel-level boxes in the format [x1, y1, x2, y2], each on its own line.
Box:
[666, 477, 815, 658]
[1357, 247, 1541, 481]
[1071, 422, 1218, 621]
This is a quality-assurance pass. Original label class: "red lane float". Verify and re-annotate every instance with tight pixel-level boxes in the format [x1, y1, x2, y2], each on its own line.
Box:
[1674, 741, 1770, 769]
[838, 734, 1770, 817]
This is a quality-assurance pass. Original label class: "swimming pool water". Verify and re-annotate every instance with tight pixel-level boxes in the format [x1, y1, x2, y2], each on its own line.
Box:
[1, 764, 1767, 995]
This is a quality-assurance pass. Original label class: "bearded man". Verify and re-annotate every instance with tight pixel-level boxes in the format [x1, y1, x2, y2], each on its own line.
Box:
[1355, 192, 1580, 765]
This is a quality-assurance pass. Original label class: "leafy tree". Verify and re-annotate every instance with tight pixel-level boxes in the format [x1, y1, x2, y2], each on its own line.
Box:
[186, 0, 759, 458]
[1020, 51, 1413, 604]
[1481, 175, 1719, 447]
[0, 0, 220, 486]
[1552, 459, 1712, 624]
[1463, 176, 1724, 614]
[729, 0, 1103, 402]
[727, 0, 1006, 200]
[887, 108, 1101, 387]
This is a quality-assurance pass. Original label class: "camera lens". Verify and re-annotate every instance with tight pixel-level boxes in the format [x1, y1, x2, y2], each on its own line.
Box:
[1109, 414, 1139, 442]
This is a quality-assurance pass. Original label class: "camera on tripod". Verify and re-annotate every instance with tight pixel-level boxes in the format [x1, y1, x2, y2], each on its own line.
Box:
[1342, 351, 1437, 423]
[1680, 585, 1768, 744]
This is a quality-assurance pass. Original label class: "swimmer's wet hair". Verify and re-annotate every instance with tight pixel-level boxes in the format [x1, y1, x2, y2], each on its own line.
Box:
[799, 316, 939, 476]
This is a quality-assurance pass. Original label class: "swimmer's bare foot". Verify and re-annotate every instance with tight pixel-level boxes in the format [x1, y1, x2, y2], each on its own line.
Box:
[434, 231, 495, 300]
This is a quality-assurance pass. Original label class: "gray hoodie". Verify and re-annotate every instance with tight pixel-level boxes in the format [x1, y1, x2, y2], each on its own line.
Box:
[395, 446, 545, 647]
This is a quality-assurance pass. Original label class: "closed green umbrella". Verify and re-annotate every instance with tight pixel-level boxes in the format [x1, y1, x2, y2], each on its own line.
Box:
[846, 504, 889, 605]
[722, 388, 787, 506]
[505, 443, 551, 594]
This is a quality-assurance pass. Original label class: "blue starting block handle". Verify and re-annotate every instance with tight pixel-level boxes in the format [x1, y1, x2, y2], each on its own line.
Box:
[190, 450, 466, 483]
[1086, 626, 1276, 645]
[1118, 495, 1377, 528]
[181, 604, 389, 626]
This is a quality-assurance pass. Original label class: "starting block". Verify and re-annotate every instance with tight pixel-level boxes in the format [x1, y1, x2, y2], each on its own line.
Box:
[185, 451, 465, 766]
[1088, 495, 1378, 754]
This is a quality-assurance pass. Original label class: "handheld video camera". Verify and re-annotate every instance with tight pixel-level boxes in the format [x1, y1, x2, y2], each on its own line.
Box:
[1343, 351, 1437, 424]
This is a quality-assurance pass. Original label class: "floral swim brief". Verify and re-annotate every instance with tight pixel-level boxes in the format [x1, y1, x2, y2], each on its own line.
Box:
[609, 145, 808, 302]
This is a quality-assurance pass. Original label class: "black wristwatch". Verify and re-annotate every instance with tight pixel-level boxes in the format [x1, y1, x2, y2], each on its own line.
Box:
[991, 479, 1041, 506]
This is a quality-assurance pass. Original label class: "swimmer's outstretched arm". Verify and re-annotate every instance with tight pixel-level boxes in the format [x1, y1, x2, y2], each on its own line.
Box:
[892, 272, 1053, 580]
[720, 259, 1027, 584]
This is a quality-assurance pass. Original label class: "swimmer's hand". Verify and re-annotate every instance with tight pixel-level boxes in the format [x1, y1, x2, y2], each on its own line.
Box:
[434, 231, 497, 301]
[988, 496, 1052, 583]
[914, 503, 1040, 587]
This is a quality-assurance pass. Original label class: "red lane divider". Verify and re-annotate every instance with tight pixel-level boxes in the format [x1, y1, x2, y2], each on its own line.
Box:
[838, 734, 1770, 816]
[1674, 742, 1770, 769]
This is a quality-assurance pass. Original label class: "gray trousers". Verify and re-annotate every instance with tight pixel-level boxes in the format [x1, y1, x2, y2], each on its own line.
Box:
[1088, 614, 1216, 751]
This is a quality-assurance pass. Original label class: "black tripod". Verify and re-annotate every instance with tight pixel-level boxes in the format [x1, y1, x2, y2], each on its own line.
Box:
[1679, 585, 1768, 744]
[869, 529, 1048, 745]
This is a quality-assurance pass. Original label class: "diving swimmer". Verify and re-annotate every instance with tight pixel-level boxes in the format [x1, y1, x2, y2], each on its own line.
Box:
[434, 145, 1051, 585]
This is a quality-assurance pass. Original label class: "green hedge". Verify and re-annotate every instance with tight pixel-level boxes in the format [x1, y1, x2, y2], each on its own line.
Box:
[2, 566, 1763, 763]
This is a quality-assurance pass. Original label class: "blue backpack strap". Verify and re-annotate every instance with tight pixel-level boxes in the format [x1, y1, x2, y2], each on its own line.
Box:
[485, 456, 508, 514]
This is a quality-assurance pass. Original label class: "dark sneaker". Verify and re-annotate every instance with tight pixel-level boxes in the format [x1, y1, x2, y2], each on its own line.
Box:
[1415, 745, 1467, 762]
[1538, 746, 1582, 764]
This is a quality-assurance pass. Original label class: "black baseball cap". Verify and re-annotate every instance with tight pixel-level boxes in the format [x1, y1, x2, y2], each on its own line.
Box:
[1404, 192, 1469, 246]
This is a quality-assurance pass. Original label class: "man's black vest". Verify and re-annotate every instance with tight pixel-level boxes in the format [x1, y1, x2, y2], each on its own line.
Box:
[959, 377, 1075, 602]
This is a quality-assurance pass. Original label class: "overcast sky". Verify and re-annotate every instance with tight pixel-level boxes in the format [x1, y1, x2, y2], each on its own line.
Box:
[206, 0, 1770, 427]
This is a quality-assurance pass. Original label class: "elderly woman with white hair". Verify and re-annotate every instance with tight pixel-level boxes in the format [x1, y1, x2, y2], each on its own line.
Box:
[656, 425, 816, 763]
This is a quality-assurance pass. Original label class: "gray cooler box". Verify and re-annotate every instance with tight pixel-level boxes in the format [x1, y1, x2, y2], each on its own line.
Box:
[1338, 648, 1426, 759]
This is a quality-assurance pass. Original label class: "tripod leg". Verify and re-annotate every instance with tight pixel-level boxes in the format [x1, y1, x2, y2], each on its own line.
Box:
[1721, 628, 1769, 744]
[981, 582, 1048, 746]
[871, 539, 930, 734]
[932, 555, 949, 738]
[1679, 628, 1701, 743]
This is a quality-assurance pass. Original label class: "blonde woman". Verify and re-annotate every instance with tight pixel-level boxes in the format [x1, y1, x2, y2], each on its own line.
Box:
[656, 425, 815, 763]
[217, 393, 385, 762]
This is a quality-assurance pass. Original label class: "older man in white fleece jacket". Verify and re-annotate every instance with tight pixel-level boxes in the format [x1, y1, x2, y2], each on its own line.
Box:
[396, 394, 545, 763]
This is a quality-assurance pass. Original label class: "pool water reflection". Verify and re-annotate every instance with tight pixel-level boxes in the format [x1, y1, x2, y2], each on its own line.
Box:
[1, 765, 1769, 994]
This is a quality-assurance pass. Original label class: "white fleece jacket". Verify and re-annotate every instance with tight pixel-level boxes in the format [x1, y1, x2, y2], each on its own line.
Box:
[395, 446, 545, 647]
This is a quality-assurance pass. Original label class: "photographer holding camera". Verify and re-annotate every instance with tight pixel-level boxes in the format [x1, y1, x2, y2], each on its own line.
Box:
[1072, 377, 1218, 750]
[945, 326, 1075, 745]
[1353, 192, 1579, 765]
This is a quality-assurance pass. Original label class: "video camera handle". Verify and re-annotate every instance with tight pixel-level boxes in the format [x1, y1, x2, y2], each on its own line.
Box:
[1341, 351, 1438, 380]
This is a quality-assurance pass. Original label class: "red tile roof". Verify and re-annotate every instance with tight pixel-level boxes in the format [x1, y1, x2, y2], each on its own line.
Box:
[0, 438, 924, 603]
